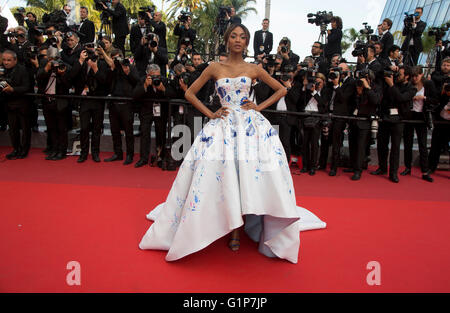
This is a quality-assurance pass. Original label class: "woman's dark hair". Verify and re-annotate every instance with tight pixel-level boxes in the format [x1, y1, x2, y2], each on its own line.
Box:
[224, 24, 251, 47]
[331, 16, 343, 30]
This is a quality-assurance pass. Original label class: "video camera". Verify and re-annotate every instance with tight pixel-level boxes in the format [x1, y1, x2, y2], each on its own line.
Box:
[404, 11, 420, 28]
[428, 22, 450, 42]
[94, 0, 112, 11]
[360, 23, 373, 36]
[178, 11, 192, 23]
[138, 5, 155, 24]
[352, 40, 368, 57]
[307, 11, 333, 26]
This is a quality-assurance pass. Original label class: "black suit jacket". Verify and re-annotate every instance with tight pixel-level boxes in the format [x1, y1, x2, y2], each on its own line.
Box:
[401, 20, 426, 53]
[106, 3, 129, 37]
[134, 45, 168, 77]
[253, 30, 273, 56]
[149, 20, 167, 49]
[379, 31, 394, 59]
[325, 28, 342, 60]
[1, 64, 30, 109]
[332, 77, 356, 116]
[79, 19, 95, 44]
[130, 24, 145, 55]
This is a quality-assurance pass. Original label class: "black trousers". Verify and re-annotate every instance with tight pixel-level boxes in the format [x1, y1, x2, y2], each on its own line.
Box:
[377, 117, 404, 175]
[79, 100, 105, 156]
[330, 119, 347, 170]
[403, 112, 429, 173]
[42, 100, 68, 154]
[139, 106, 167, 162]
[429, 123, 450, 172]
[0, 100, 7, 127]
[113, 35, 126, 56]
[7, 105, 31, 154]
[302, 123, 321, 171]
[349, 122, 370, 173]
[319, 122, 333, 168]
[109, 102, 134, 156]
[30, 99, 39, 128]
[270, 113, 291, 163]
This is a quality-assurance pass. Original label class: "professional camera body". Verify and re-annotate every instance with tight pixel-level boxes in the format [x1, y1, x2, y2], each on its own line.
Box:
[138, 5, 155, 25]
[354, 68, 370, 87]
[352, 40, 368, 57]
[360, 23, 373, 36]
[404, 11, 420, 28]
[428, 22, 450, 42]
[146, 33, 158, 48]
[274, 64, 295, 82]
[50, 59, 66, 73]
[178, 11, 192, 23]
[307, 11, 333, 26]
[83, 43, 99, 61]
[114, 57, 131, 67]
[25, 46, 39, 59]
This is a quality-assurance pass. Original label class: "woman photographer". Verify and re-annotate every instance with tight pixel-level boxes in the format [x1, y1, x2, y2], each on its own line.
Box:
[325, 16, 343, 62]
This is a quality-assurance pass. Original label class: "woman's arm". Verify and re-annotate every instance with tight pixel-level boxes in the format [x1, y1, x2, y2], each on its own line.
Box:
[253, 65, 287, 112]
[185, 63, 220, 119]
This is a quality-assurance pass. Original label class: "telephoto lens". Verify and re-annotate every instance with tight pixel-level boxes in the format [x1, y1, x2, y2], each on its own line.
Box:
[152, 75, 162, 87]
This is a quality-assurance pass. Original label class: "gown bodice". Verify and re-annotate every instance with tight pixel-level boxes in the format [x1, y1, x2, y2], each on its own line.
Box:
[215, 76, 252, 108]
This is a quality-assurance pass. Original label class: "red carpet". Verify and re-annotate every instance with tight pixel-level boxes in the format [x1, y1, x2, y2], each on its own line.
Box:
[0, 147, 449, 293]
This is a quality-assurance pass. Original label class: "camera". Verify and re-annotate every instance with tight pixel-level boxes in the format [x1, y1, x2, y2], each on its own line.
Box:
[179, 72, 190, 85]
[428, 22, 450, 42]
[329, 67, 342, 80]
[5, 32, 19, 38]
[306, 76, 320, 90]
[355, 68, 370, 87]
[178, 11, 192, 23]
[83, 43, 98, 61]
[404, 11, 420, 28]
[94, 0, 112, 11]
[383, 70, 399, 78]
[360, 23, 373, 35]
[146, 33, 158, 48]
[307, 11, 333, 26]
[115, 57, 131, 67]
[0, 79, 11, 92]
[25, 46, 39, 59]
[150, 75, 162, 87]
[51, 59, 66, 72]
[42, 9, 67, 31]
[352, 40, 368, 57]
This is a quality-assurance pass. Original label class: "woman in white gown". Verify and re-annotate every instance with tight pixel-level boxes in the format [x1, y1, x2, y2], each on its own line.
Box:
[139, 24, 326, 264]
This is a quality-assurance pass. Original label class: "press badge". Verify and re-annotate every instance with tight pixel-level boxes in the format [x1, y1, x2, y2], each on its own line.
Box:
[153, 102, 161, 117]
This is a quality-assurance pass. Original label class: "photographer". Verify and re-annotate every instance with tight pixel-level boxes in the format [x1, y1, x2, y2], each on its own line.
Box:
[130, 13, 149, 55]
[299, 72, 331, 176]
[347, 70, 382, 181]
[324, 16, 343, 62]
[170, 41, 192, 69]
[104, 49, 139, 165]
[431, 56, 450, 92]
[36, 47, 75, 161]
[379, 45, 401, 72]
[329, 62, 356, 177]
[362, 44, 384, 89]
[174, 14, 196, 50]
[133, 64, 168, 168]
[371, 65, 417, 183]
[62, 4, 75, 26]
[148, 10, 167, 49]
[308, 41, 328, 75]
[429, 80, 450, 173]
[401, 7, 426, 66]
[71, 45, 110, 163]
[253, 18, 273, 60]
[61, 32, 83, 66]
[78, 6, 95, 45]
[401, 66, 437, 182]
[1, 50, 31, 159]
[134, 32, 168, 77]
[43, 25, 63, 50]
[277, 37, 299, 69]
[101, 0, 129, 55]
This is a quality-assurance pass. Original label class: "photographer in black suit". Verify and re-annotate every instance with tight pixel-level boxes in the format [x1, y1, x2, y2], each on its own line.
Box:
[308, 42, 329, 75]
[371, 65, 417, 183]
[324, 16, 343, 61]
[401, 66, 437, 182]
[348, 70, 382, 181]
[401, 7, 426, 66]
[78, 7, 95, 45]
[277, 37, 299, 69]
[134, 32, 168, 78]
[1, 50, 30, 159]
[133, 64, 168, 168]
[147, 10, 167, 49]
[253, 19, 273, 60]
[379, 18, 394, 60]
[101, 0, 129, 55]
[329, 62, 356, 177]
[104, 49, 140, 165]
[174, 14, 196, 50]
[129, 14, 148, 55]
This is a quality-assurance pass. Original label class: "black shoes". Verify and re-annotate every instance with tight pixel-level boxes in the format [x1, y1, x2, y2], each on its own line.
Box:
[351, 171, 362, 181]
[77, 155, 88, 163]
[134, 159, 148, 168]
[400, 168, 411, 176]
[300, 168, 308, 174]
[104, 154, 123, 162]
[92, 154, 101, 163]
[422, 173, 434, 183]
[389, 174, 399, 184]
[371, 168, 387, 176]
[51, 152, 66, 161]
[16, 151, 28, 159]
[45, 151, 57, 160]
[6, 150, 20, 160]
[329, 169, 337, 177]
[123, 155, 134, 166]
[309, 169, 316, 176]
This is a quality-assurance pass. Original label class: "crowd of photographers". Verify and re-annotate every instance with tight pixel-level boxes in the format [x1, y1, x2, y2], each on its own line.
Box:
[0, 3, 449, 183]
